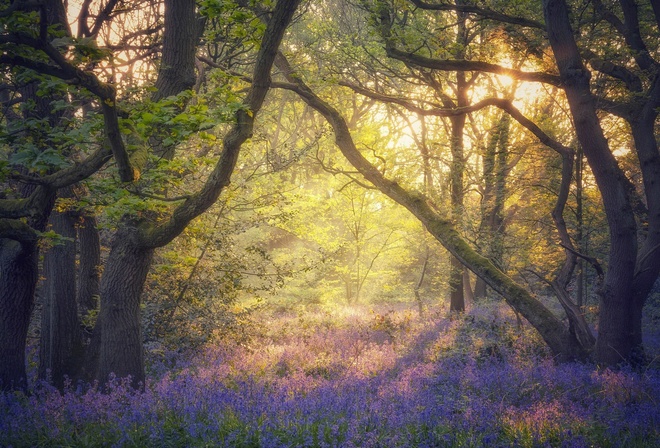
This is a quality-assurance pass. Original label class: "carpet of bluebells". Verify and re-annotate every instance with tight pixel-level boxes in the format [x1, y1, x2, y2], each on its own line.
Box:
[2, 301, 660, 447]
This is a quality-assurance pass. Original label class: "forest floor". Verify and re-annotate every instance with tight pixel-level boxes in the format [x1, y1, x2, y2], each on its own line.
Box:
[2, 298, 660, 447]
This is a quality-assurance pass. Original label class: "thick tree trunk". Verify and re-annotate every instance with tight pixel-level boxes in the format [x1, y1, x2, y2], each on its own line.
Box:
[152, 0, 199, 102]
[95, 228, 154, 388]
[628, 104, 660, 360]
[76, 212, 101, 383]
[0, 239, 39, 391]
[544, 0, 639, 365]
[39, 209, 83, 388]
[151, 0, 201, 159]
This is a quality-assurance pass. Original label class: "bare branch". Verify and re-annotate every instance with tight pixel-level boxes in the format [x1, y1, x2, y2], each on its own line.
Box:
[127, 189, 190, 202]
[409, 0, 545, 29]
[89, 0, 120, 39]
[385, 47, 562, 86]
[338, 81, 572, 157]
[560, 243, 605, 279]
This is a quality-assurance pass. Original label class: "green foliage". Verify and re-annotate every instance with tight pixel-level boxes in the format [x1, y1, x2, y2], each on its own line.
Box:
[199, 0, 267, 47]
[8, 145, 68, 173]
[36, 228, 75, 249]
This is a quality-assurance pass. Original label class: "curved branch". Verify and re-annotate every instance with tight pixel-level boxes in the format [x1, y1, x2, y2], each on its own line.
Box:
[339, 81, 573, 156]
[409, 0, 545, 29]
[584, 53, 642, 92]
[139, 0, 302, 248]
[369, 3, 560, 86]
[386, 47, 562, 86]
[44, 145, 113, 189]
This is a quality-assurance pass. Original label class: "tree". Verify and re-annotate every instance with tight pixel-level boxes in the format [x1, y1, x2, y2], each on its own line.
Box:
[271, 0, 660, 364]
[543, 0, 660, 364]
[90, 0, 301, 387]
[0, 0, 301, 390]
[0, 0, 129, 391]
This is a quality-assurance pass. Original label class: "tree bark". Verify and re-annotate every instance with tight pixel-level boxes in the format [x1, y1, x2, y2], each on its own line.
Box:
[75, 211, 101, 382]
[544, 0, 640, 365]
[95, 227, 154, 388]
[77, 213, 101, 315]
[575, 146, 584, 308]
[152, 0, 199, 102]
[474, 277, 487, 300]
[0, 238, 39, 391]
[463, 269, 474, 306]
[39, 207, 83, 389]
[447, 0, 468, 312]
[476, 111, 510, 300]
[414, 248, 429, 316]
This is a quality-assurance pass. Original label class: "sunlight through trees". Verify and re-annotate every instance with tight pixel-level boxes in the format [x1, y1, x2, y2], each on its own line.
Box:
[1, 0, 660, 445]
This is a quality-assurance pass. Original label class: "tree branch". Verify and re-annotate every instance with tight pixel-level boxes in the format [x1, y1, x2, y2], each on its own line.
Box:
[0, 219, 39, 244]
[139, 0, 302, 248]
[275, 52, 584, 360]
[560, 243, 604, 279]
[409, 0, 545, 29]
[338, 81, 573, 157]
[386, 47, 562, 86]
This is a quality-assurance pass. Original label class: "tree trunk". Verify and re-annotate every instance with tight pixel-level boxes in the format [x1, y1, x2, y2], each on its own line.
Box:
[463, 269, 474, 306]
[0, 239, 39, 391]
[89, 0, 301, 387]
[476, 105, 510, 299]
[77, 213, 101, 315]
[449, 256, 464, 311]
[447, 2, 468, 312]
[95, 228, 154, 388]
[414, 248, 429, 316]
[474, 277, 487, 300]
[575, 146, 584, 308]
[152, 0, 199, 102]
[75, 212, 101, 383]
[544, 0, 639, 365]
[39, 209, 83, 389]
[151, 0, 201, 160]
